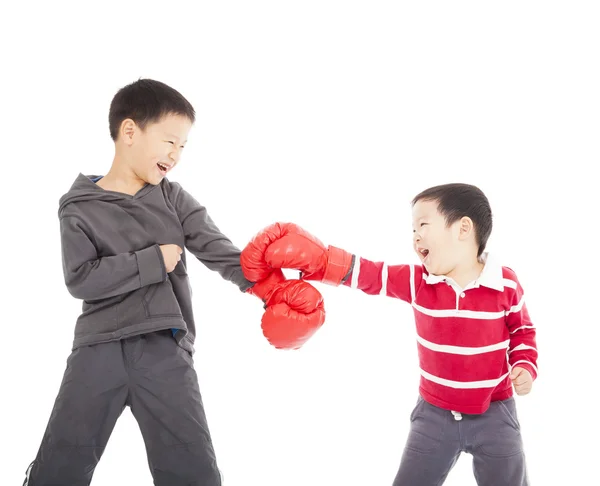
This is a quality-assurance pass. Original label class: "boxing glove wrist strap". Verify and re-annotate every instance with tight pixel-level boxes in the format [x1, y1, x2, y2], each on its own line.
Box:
[322, 246, 354, 285]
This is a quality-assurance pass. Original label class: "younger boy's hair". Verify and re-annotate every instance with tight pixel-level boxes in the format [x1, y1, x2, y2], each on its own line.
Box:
[109, 78, 196, 141]
[412, 183, 493, 257]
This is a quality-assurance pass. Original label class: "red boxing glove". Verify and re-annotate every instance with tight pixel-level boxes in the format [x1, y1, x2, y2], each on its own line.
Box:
[245, 268, 286, 302]
[241, 222, 354, 286]
[245, 269, 326, 349]
[261, 279, 325, 349]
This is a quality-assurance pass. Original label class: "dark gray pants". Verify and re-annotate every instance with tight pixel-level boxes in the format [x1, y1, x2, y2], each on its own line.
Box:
[392, 396, 528, 486]
[24, 330, 222, 486]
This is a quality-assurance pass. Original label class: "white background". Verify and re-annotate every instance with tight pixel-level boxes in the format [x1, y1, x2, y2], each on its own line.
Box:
[2, 1, 599, 485]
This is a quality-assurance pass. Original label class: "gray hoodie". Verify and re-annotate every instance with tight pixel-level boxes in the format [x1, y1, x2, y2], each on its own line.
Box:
[57, 173, 253, 354]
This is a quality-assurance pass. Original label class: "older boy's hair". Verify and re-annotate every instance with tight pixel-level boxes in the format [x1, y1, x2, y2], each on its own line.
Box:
[412, 183, 493, 257]
[109, 78, 196, 141]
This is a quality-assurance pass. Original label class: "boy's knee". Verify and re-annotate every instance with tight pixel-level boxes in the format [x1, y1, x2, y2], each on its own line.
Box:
[154, 470, 223, 486]
[150, 441, 222, 486]
[25, 447, 101, 485]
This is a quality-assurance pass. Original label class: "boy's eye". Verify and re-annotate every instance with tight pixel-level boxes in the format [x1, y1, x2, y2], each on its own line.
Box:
[166, 141, 185, 149]
[421, 223, 427, 227]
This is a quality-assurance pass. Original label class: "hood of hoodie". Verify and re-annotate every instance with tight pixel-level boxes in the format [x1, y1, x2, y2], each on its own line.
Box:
[58, 173, 159, 216]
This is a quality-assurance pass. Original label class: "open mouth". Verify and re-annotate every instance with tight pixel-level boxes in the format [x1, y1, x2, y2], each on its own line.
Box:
[157, 162, 170, 175]
[418, 248, 430, 261]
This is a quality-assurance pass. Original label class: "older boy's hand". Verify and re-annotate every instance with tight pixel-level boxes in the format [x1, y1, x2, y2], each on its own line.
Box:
[160, 244, 183, 273]
[510, 367, 533, 396]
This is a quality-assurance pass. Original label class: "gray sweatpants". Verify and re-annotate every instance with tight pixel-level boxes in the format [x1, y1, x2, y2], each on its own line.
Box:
[24, 330, 222, 486]
[392, 395, 528, 486]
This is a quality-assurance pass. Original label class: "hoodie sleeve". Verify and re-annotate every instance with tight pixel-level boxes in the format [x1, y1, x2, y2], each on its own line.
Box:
[60, 215, 168, 300]
[168, 182, 253, 292]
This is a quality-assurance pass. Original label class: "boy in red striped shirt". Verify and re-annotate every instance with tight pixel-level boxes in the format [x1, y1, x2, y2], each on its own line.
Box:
[241, 183, 537, 485]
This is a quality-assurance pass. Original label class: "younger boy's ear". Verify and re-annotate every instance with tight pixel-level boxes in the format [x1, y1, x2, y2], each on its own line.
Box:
[458, 216, 474, 240]
[120, 118, 136, 146]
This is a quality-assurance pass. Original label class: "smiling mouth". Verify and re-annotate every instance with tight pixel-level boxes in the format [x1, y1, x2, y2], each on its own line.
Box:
[418, 248, 430, 260]
[157, 162, 169, 174]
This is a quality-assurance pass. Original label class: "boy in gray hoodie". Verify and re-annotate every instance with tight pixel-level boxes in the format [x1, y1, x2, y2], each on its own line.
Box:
[22, 78, 310, 485]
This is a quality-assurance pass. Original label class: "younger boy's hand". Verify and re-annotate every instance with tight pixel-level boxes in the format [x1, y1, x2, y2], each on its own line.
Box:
[510, 367, 533, 396]
[160, 244, 183, 273]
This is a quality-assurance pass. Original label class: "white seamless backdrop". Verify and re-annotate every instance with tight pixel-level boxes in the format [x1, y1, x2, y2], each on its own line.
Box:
[2, 1, 598, 485]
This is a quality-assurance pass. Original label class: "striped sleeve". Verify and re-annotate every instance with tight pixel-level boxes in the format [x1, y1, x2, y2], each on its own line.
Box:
[504, 269, 538, 380]
[342, 256, 423, 304]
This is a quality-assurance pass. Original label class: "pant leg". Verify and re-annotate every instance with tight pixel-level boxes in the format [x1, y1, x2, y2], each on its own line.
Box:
[392, 397, 462, 486]
[24, 341, 128, 485]
[126, 330, 222, 486]
[468, 397, 529, 486]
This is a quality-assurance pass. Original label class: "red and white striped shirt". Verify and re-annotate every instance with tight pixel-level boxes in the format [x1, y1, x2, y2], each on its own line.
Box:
[342, 253, 538, 414]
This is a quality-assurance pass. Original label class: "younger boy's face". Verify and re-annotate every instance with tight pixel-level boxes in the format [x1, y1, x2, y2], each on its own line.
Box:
[412, 199, 461, 276]
[130, 114, 192, 185]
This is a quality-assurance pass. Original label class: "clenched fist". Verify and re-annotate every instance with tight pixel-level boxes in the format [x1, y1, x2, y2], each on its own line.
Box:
[510, 367, 533, 396]
[160, 244, 183, 273]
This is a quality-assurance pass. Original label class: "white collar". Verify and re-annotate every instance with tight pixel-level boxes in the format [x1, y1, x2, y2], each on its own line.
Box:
[423, 252, 505, 291]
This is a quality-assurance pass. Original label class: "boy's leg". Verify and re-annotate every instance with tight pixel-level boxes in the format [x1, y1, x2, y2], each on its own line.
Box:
[392, 397, 462, 486]
[24, 341, 129, 485]
[127, 330, 222, 486]
[468, 397, 529, 486]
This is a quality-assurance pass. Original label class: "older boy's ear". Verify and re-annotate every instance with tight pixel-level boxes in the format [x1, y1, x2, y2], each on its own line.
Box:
[458, 216, 474, 240]
[120, 119, 136, 145]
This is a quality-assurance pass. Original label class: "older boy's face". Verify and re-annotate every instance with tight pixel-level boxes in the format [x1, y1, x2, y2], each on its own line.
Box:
[412, 199, 460, 275]
[133, 114, 192, 185]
